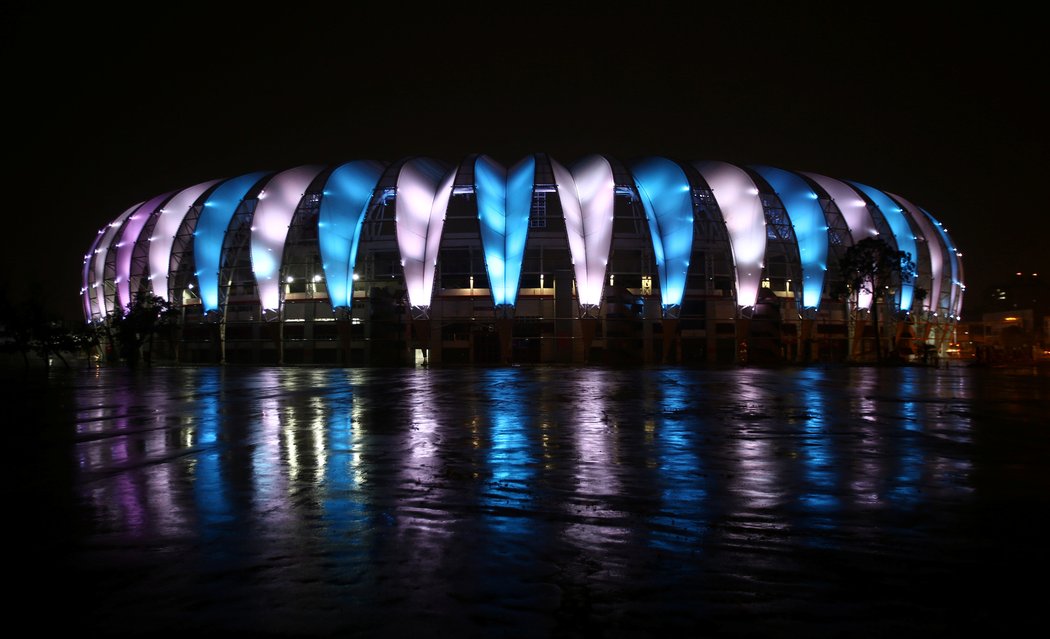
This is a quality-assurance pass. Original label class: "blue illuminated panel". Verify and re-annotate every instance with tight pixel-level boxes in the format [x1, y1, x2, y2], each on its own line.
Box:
[849, 182, 919, 311]
[891, 192, 944, 314]
[751, 165, 828, 309]
[194, 171, 270, 311]
[629, 157, 693, 311]
[475, 155, 536, 307]
[318, 161, 386, 310]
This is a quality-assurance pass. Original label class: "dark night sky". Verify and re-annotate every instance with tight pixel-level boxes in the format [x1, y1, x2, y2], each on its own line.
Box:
[3, 4, 1045, 322]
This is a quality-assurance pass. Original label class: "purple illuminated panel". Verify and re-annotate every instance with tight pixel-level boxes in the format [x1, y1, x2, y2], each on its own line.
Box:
[116, 192, 173, 310]
[551, 155, 614, 309]
[250, 165, 326, 311]
[693, 161, 766, 308]
[148, 180, 221, 302]
[396, 158, 457, 309]
[93, 203, 141, 317]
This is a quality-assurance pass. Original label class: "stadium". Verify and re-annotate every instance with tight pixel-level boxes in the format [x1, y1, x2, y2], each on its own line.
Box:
[81, 154, 964, 366]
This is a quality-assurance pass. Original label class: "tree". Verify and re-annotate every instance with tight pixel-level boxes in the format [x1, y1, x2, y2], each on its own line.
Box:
[838, 237, 916, 362]
[110, 292, 176, 366]
[0, 293, 94, 373]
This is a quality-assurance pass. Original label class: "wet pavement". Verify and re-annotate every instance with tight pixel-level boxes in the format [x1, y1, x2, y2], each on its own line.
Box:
[6, 363, 1050, 637]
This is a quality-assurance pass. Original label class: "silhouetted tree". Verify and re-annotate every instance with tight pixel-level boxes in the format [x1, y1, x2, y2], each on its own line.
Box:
[111, 292, 176, 366]
[0, 292, 90, 373]
[839, 237, 916, 362]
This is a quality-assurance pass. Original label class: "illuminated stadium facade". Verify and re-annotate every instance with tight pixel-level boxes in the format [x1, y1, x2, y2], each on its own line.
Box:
[81, 154, 964, 366]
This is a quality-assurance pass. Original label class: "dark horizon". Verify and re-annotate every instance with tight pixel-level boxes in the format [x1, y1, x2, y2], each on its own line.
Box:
[3, 5, 1045, 323]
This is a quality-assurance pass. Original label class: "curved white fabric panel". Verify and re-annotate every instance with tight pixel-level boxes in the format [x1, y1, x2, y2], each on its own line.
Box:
[148, 180, 221, 302]
[693, 161, 766, 308]
[250, 165, 326, 311]
[802, 172, 878, 310]
[116, 192, 172, 309]
[923, 208, 964, 318]
[318, 161, 386, 310]
[890, 192, 944, 314]
[396, 158, 457, 308]
[551, 154, 614, 309]
[82, 227, 107, 321]
[93, 203, 140, 317]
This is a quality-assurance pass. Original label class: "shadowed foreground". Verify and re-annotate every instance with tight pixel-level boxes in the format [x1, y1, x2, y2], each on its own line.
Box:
[7, 364, 1049, 637]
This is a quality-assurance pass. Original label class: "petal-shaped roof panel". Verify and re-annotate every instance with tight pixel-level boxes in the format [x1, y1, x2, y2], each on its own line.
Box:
[116, 192, 174, 309]
[195, 171, 271, 312]
[693, 161, 766, 308]
[890, 192, 944, 314]
[751, 165, 828, 310]
[149, 180, 222, 302]
[848, 181, 919, 312]
[551, 154, 615, 310]
[94, 203, 141, 316]
[318, 160, 386, 310]
[475, 155, 536, 307]
[250, 165, 327, 311]
[630, 157, 694, 312]
[396, 158, 457, 309]
[801, 172, 878, 310]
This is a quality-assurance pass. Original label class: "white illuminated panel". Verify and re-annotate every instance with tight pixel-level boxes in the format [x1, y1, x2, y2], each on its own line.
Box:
[250, 165, 326, 311]
[116, 192, 173, 310]
[803, 172, 878, 310]
[148, 180, 221, 302]
[396, 158, 457, 308]
[93, 203, 141, 317]
[890, 192, 944, 314]
[551, 154, 614, 308]
[693, 161, 766, 308]
[82, 228, 106, 321]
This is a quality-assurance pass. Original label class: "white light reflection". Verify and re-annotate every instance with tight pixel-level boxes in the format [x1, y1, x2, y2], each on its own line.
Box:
[728, 372, 785, 512]
[564, 369, 628, 550]
[254, 372, 290, 518]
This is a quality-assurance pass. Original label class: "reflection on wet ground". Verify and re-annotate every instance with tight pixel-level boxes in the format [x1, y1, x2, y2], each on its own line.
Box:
[8, 364, 1050, 637]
